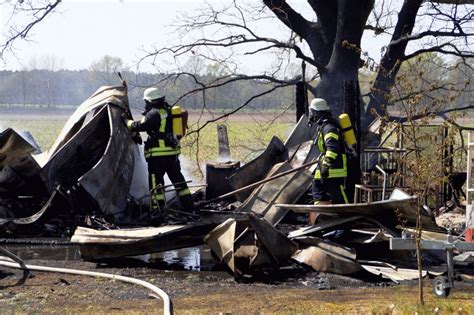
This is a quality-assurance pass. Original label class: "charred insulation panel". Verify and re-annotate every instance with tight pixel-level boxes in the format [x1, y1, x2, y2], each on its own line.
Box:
[40, 106, 110, 192]
[0, 128, 37, 170]
[79, 105, 135, 218]
[227, 136, 288, 201]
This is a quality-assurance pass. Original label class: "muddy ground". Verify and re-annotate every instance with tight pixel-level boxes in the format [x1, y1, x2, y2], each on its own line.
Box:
[1, 245, 474, 314]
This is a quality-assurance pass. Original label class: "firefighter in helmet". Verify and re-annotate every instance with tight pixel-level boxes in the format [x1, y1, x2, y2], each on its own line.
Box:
[308, 98, 348, 222]
[125, 87, 194, 221]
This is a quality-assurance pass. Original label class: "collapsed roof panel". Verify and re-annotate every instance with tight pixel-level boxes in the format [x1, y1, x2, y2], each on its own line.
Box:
[0, 84, 141, 232]
[276, 190, 441, 230]
[284, 115, 317, 149]
[361, 265, 433, 283]
[36, 84, 138, 220]
[0, 128, 37, 170]
[72, 222, 218, 260]
[249, 214, 298, 265]
[40, 106, 110, 192]
[204, 216, 298, 278]
[0, 155, 44, 197]
[44, 85, 129, 162]
[227, 136, 288, 201]
[238, 161, 313, 225]
[78, 105, 135, 218]
[292, 236, 361, 275]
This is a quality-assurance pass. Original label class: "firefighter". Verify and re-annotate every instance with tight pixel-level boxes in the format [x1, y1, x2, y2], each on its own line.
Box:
[308, 98, 348, 221]
[124, 87, 194, 221]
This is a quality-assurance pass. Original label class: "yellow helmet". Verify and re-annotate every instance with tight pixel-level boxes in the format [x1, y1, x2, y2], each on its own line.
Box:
[143, 87, 164, 102]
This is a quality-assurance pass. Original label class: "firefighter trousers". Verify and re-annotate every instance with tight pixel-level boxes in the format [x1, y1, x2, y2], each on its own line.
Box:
[312, 177, 349, 204]
[147, 155, 194, 213]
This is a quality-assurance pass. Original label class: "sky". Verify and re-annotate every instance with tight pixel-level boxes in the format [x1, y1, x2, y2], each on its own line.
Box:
[1, 0, 390, 73]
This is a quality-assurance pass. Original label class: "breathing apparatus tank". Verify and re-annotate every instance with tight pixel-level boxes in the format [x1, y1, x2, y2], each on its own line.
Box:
[171, 105, 188, 137]
[338, 113, 357, 149]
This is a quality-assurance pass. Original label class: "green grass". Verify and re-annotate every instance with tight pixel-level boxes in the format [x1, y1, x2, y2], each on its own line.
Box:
[182, 121, 292, 173]
[0, 119, 65, 151]
[0, 117, 293, 179]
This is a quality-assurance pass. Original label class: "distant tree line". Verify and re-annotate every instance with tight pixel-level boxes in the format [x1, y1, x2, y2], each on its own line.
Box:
[1, 54, 471, 112]
[0, 56, 295, 111]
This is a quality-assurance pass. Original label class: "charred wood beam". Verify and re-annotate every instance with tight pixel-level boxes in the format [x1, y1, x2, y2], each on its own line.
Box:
[217, 125, 231, 158]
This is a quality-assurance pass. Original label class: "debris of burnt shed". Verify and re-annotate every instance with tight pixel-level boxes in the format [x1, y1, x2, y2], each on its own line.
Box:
[0, 85, 140, 236]
[0, 84, 473, 290]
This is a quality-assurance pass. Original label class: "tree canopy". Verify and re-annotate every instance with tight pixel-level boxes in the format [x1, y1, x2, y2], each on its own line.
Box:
[2, 1, 473, 137]
[142, 0, 473, 133]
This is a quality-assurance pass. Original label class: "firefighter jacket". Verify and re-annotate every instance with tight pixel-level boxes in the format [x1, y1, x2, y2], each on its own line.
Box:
[314, 118, 347, 179]
[126, 106, 180, 158]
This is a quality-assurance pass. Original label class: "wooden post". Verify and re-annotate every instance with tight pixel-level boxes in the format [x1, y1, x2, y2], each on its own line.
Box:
[217, 125, 230, 158]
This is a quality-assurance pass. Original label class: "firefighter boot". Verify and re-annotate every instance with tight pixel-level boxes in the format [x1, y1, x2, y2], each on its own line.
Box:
[180, 194, 196, 216]
[149, 201, 165, 226]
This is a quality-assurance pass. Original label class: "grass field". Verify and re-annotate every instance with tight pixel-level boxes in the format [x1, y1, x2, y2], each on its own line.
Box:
[0, 111, 294, 178]
[181, 119, 293, 174]
[0, 119, 66, 150]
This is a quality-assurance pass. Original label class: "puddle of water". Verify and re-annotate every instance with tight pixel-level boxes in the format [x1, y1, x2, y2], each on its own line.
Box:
[149, 246, 210, 271]
[2, 243, 220, 272]
[127, 246, 217, 271]
[3, 244, 82, 261]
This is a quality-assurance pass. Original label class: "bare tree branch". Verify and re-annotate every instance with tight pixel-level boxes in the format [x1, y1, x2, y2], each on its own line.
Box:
[1, 0, 61, 59]
[403, 42, 474, 61]
[262, 0, 314, 38]
[186, 83, 292, 136]
[388, 104, 474, 123]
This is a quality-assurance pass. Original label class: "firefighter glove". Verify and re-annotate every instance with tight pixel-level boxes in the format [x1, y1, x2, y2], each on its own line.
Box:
[132, 133, 143, 145]
[320, 163, 330, 179]
[121, 112, 131, 126]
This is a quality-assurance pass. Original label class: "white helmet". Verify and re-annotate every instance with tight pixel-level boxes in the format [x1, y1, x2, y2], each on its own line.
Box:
[143, 87, 164, 102]
[309, 98, 330, 112]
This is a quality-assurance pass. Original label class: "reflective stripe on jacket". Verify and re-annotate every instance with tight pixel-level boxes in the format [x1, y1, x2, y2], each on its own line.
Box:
[126, 107, 180, 157]
[314, 118, 347, 179]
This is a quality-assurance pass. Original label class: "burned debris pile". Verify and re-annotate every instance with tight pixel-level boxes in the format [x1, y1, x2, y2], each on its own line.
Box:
[0, 85, 140, 236]
[1, 85, 473, 290]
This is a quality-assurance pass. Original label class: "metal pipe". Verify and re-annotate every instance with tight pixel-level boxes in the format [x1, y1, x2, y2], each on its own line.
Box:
[0, 256, 172, 315]
[447, 231, 455, 289]
[375, 165, 387, 200]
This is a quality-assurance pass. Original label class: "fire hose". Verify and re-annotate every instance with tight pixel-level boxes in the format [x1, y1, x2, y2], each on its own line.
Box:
[0, 248, 172, 315]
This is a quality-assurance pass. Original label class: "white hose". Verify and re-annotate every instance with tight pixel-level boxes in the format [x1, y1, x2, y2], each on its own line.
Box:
[0, 257, 172, 315]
